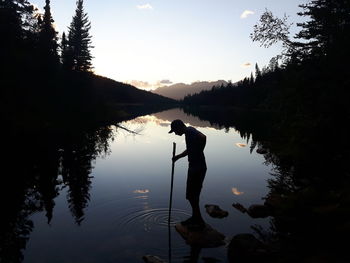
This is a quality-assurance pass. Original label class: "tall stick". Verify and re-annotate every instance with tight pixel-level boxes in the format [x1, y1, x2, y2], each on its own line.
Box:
[168, 142, 176, 263]
[168, 142, 176, 224]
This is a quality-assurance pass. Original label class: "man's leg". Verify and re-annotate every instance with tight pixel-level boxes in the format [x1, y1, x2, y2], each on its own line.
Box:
[189, 197, 204, 223]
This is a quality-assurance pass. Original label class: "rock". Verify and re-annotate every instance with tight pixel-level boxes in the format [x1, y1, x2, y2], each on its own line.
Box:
[142, 255, 167, 263]
[232, 203, 271, 218]
[227, 234, 268, 263]
[247, 204, 271, 218]
[175, 223, 225, 248]
[205, 204, 229, 218]
[256, 147, 268, 154]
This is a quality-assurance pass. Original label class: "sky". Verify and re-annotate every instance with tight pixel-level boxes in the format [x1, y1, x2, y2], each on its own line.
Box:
[31, 0, 309, 90]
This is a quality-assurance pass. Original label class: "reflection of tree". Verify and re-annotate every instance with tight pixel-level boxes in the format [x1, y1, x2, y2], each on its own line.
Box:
[61, 126, 113, 224]
[36, 148, 60, 224]
[0, 182, 37, 263]
[0, 125, 113, 261]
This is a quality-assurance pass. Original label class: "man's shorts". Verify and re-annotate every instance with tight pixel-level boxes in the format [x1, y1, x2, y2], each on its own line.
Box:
[186, 164, 207, 201]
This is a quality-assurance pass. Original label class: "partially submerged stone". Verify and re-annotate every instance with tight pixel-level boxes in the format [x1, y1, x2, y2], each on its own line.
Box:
[175, 223, 225, 248]
[227, 234, 269, 262]
[232, 203, 271, 218]
[142, 255, 167, 263]
[256, 147, 268, 154]
[205, 204, 229, 218]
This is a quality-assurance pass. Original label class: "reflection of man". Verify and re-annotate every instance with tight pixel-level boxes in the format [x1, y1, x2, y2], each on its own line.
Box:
[169, 119, 207, 229]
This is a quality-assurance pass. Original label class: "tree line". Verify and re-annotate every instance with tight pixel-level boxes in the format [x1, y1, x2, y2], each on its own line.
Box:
[0, 0, 94, 120]
[1, 0, 93, 77]
[183, 0, 350, 125]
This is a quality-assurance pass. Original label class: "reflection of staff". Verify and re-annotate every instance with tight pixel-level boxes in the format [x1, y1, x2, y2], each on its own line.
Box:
[168, 142, 176, 224]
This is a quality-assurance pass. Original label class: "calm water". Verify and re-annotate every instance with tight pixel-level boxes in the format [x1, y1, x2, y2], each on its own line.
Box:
[22, 108, 272, 263]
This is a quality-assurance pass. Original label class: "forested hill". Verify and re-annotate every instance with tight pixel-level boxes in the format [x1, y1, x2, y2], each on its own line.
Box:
[90, 74, 175, 104]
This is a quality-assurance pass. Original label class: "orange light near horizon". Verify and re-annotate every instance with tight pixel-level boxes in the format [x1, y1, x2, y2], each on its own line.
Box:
[232, 187, 244, 195]
[133, 189, 150, 194]
[235, 143, 247, 148]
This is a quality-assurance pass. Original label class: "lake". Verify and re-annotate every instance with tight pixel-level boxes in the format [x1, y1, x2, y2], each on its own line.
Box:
[16, 108, 273, 263]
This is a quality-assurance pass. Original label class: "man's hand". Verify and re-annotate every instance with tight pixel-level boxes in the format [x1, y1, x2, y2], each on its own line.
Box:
[172, 155, 180, 162]
[172, 150, 188, 162]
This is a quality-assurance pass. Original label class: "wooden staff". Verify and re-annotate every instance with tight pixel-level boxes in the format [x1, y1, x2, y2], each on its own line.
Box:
[168, 142, 176, 224]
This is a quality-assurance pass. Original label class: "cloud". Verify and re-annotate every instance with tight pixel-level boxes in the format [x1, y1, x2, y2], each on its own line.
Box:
[160, 79, 173, 85]
[240, 10, 255, 19]
[137, 3, 153, 10]
[241, 62, 252, 68]
[232, 187, 244, 195]
[128, 80, 151, 89]
[127, 80, 172, 90]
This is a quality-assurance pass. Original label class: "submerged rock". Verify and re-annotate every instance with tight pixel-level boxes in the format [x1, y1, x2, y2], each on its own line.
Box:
[232, 203, 272, 218]
[227, 234, 269, 263]
[256, 147, 268, 154]
[175, 223, 225, 248]
[142, 255, 167, 263]
[205, 204, 229, 218]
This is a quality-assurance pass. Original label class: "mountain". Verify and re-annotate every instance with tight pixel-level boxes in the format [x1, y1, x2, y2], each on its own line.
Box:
[152, 80, 228, 100]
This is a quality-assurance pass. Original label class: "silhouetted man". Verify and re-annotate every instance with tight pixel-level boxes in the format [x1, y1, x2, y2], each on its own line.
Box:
[169, 119, 207, 229]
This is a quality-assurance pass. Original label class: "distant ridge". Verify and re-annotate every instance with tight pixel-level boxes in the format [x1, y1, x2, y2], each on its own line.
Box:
[152, 80, 228, 100]
[90, 74, 175, 104]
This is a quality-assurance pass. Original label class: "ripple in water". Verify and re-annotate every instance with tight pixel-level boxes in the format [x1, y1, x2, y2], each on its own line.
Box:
[117, 208, 191, 232]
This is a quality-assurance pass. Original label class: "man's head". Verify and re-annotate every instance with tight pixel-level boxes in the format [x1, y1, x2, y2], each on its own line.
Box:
[169, 119, 186, 136]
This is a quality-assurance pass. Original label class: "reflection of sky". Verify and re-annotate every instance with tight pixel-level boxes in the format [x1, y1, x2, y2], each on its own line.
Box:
[97, 108, 271, 208]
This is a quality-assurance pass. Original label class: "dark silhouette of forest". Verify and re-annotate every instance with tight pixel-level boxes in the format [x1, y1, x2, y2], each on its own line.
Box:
[180, 2, 350, 261]
[182, 105, 350, 262]
[0, 0, 174, 131]
[183, 1, 350, 129]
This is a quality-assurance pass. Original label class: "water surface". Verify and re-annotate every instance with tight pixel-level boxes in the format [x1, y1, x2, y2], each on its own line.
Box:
[22, 108, 272, 263]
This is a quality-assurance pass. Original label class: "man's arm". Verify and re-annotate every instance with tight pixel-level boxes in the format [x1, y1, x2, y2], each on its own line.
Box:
[172, 150, 188, 162]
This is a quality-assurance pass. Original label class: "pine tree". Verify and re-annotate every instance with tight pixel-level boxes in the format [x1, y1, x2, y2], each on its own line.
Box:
[0, 0, 39, 75]
[38, 0, 59, 69]
[61, 32, 74, 70]
[250, 72, 254, 85]
[296, 0, 350, 58]
[0, 0, 24, 68]
[67, 0, 93, 72]
[255, 63, 262, 80]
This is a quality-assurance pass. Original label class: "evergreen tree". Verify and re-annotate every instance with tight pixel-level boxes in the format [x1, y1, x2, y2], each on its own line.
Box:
[296, 0, 350, 58]
[38, 0, 59, 69]
[250, 72, 254, 85]
[67, 0, 93, 72]
[0, 0, 39, 96]
[0, 0, 24, 74]
[61, 32, 74, 70]
[255, 63, 262, 80]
